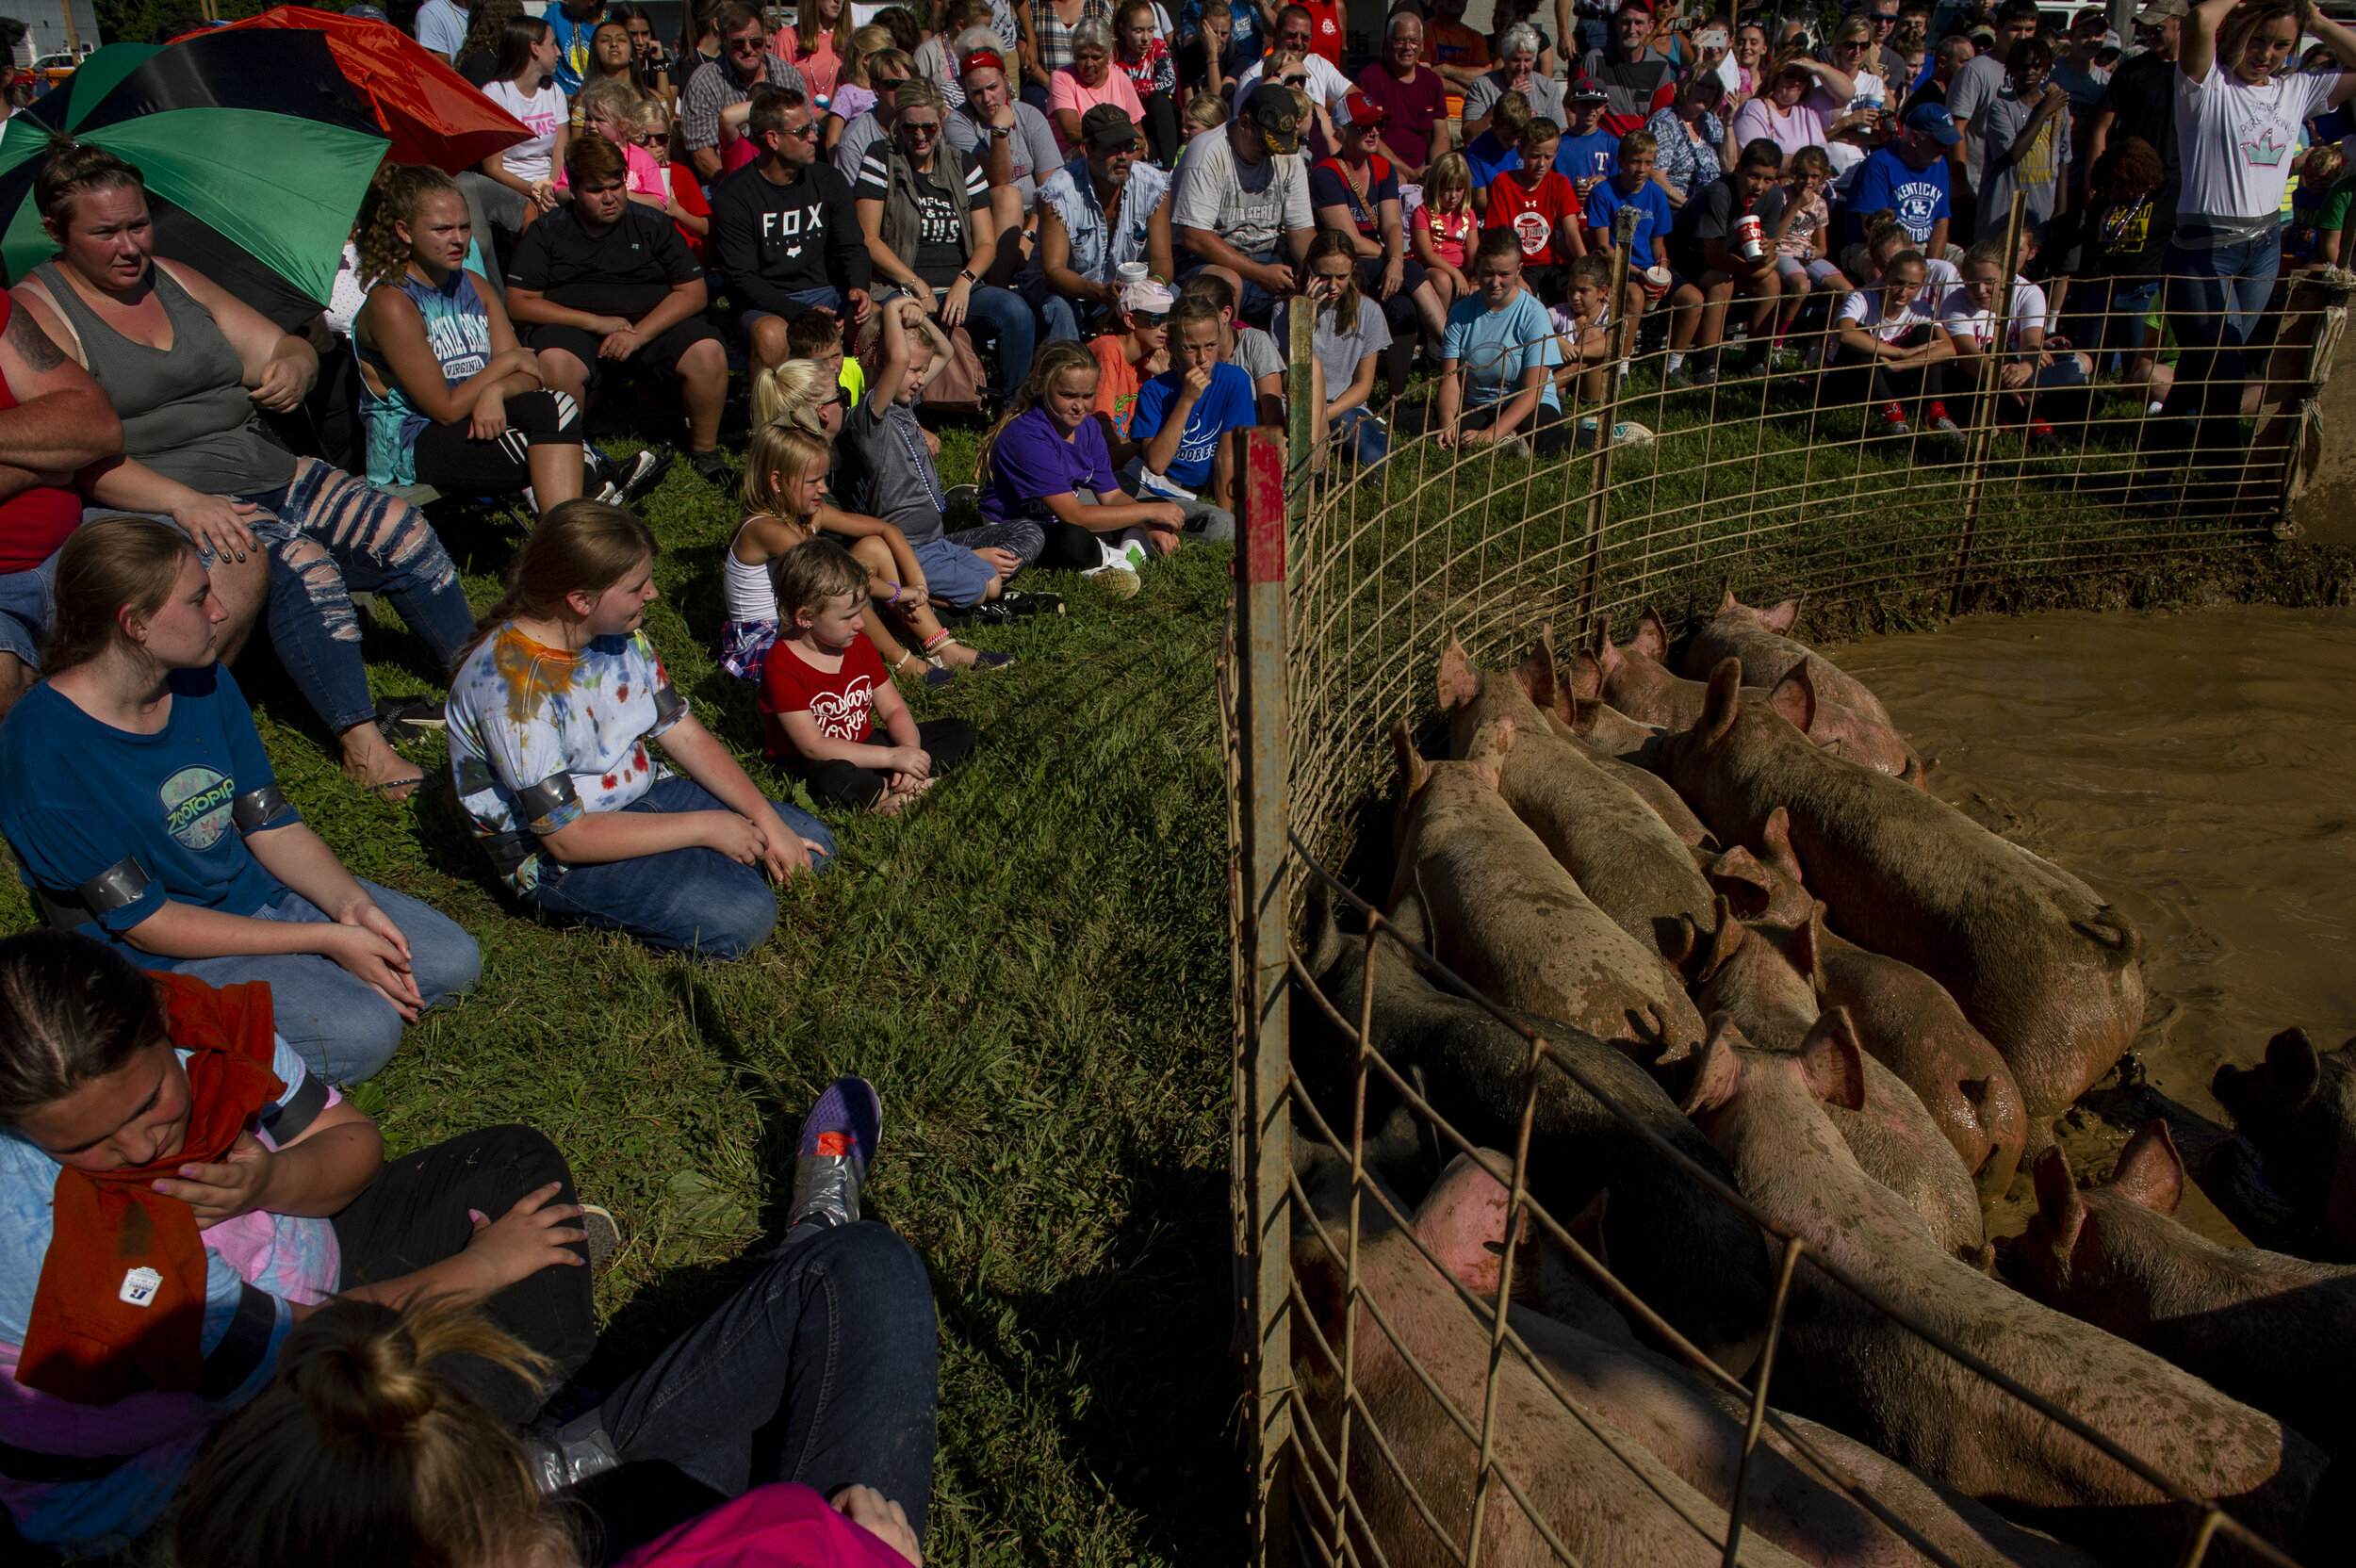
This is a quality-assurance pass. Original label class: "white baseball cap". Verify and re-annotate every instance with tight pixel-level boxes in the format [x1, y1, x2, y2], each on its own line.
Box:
[1119, 278, 1176, 314]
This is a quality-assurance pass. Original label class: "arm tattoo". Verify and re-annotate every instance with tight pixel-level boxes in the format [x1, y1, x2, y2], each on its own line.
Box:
[3, 304, 67, 374]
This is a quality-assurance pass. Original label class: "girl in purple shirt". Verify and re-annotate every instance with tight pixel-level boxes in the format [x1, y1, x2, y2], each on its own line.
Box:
[976, 342, 1185, 580]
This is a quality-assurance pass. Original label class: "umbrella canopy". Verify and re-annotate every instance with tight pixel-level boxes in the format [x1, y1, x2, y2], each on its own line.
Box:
[216, 7, 531, 174]
[0, 30, 390, 306]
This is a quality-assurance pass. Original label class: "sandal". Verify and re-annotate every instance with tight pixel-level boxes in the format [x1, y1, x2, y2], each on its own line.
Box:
[894, 651, 960, 689]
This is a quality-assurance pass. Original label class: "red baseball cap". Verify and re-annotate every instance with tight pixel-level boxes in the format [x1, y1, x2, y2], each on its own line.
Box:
[1341, 88, 1389, 126]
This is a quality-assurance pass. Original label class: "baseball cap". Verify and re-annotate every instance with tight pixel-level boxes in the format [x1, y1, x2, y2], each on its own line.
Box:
[1243, 81, 1301, 153]
[2133, 0, 2186, 19]
[1341, 88, 1388, 126]
[1120, 277, 1176, 314]
[1569, 73, 1610, 102]
[343, 4, 389, 18]
[1905, 101, 1963, 144]
[1615, 0, 1654, 15]
[1082, 103, 1142, 149]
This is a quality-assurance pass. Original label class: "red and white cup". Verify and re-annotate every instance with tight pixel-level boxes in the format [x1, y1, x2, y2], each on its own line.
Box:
[1734, 213, 1765, 262]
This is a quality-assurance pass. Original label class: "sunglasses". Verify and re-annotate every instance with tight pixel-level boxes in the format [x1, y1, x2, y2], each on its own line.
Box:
[780, 120, 819, 138]
[1133, 309, 1169, 325]
[901, 120, 942, 137]
[728, 34, 766, 49]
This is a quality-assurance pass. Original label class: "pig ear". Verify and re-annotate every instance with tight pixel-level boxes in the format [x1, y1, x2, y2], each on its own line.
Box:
[1761, 807, 1805, 886]
[1792, 904, 1824, 994]
[1514, 629, 1557, 710]
[2031, 1145, 2086, 1253]
[1900, 754, 1927, 789]
[1704, 846, 1775, 919]
[1696, 894, 1744, 982]
[1391, 720, 1432, 800]
[1565, 1188, 1611, 1269]
[2110, 1120, 2185, 1217]
[2265, 1027, 2324, 1112]
[1631, 607, 1670, 661]
[1437, 634, 1480, 712]
[1769, 662, 1818, 734]
[1760, 596, 1804, 635]
[1698, 659, 1743, 748]
[1564, 649, 1605, 702]
[1682, 1012, 1747, 1116]
[1411, 1150, 1522, 1296]
[1799, 1006, 1867, 1112]
[1717, 580, 1739, 616]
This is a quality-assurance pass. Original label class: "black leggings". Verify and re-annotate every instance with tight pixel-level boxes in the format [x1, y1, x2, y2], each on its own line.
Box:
[790, 719, 974, 809]
[331, 1124, 597, 1424]
[1461, 396, 1572, 457]
[407, 388, 585, 495]
[1142, 89, 1181, 165]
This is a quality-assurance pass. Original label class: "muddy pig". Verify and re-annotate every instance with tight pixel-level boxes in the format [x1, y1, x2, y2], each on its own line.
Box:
[1391, 724, 1706, 1069]
[1293, 1153, 1815, 1568]
[1660, 662, 2145, 1121]
[1683, 915, 1983, 1260]
[1675, 594, 1924, 780]
[1708, 817, 2027, 1201]
[1437, 635, 1713, 965]
[1683, 1020, 2323, 1562]
[2213, 1026, 2356, 1259]
[1296, 887, 1771, 1363]
[2011, 1121, 2356, 1448]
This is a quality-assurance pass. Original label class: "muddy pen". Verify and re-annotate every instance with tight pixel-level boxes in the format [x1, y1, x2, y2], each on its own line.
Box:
[1219, 231, 2356, 1568]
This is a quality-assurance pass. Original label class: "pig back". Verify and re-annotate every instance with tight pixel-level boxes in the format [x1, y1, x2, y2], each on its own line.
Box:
[1665, 707, 2143, 1119]
[1685, 618, 1897, 730]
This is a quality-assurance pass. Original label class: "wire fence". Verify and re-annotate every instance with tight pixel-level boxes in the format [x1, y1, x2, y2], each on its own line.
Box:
[1222, 249, 2352, 1567]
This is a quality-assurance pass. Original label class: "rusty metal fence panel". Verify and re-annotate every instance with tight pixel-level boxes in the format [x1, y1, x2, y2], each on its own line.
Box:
[1225, 267, 2353, 1568]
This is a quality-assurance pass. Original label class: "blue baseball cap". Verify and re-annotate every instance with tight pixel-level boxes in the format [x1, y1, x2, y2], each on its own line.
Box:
[1905, 102, 1963, 145]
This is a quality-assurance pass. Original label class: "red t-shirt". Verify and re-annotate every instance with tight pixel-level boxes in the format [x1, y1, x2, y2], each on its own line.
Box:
[0, 293, 85, 575]
[1297, 0, 1342, 63]
[760, 629, 891, 759]
[1483, 171, 1578, 267]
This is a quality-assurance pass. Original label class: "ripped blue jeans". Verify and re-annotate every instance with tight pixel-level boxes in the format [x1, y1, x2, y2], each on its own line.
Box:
[246, 458, 476, 734]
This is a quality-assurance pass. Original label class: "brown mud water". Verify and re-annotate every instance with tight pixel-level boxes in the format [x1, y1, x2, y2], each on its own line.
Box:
[1836, 606, 2356, 1245]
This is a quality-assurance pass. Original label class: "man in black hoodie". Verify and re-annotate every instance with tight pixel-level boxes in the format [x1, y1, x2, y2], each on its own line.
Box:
[712, 86, 875, 377]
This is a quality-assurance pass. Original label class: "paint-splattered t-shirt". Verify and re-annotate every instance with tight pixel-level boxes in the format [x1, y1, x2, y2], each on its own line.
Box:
[447, 624, 688, 891]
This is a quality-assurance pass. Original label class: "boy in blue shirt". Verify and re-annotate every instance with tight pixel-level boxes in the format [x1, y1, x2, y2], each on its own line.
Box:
[1552, 77, 1621, 203]
[1126, 296, 1257, 542]
[1584, 127, 1675, 331]
[1436, 228, 1568, 455]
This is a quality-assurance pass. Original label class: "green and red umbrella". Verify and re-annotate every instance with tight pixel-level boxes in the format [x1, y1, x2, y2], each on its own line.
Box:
[0, 27, 391, 306]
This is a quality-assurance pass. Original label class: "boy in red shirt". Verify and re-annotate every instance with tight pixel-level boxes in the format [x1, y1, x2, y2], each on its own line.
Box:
[1481, 116, 1582, 304]
[761, 538, 975, 813]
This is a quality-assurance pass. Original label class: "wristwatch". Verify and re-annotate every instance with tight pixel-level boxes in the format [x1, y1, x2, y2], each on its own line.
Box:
[957, 267, 981, 284]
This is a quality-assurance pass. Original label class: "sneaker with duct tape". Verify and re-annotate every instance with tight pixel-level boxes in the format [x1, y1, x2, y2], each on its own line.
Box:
[790, 1076, 882, 1233]
[521, 1407, 621, 1495]
[1080, 561, 1141, 597]
[1877, 401, 1911, 437]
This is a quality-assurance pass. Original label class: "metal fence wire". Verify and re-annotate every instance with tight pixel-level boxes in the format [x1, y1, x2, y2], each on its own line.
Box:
[1222, 240, 2353, 1568]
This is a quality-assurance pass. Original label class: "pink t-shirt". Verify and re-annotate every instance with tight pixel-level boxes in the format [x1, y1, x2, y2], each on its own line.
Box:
[614, 1484, 914, 1568]
[1415, 201, 1476, 269]
[1049, 66, 1146, 154]
[556, 139, 668, 199]
[1729, 96, 1826, 161]
[776, 23, 844, 105]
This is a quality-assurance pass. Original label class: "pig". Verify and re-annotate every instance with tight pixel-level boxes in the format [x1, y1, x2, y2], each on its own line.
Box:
[1390, 723, 1707, 1070]
[1659, 661, 2145, 1122]
[1436, 635, 1714, 965]
[1684, 914, 1984, 1261]
[1517, 632, 1715, 852]
[2212, 1027, 2356, 1259]
[1295, 886, 1772, 1364]
[2009, 1121, 2356, 1449]
[1292, 1153, 1817, 1568]
[1681, 585, 1895, 731]
[1683, 1019, 2324, 1562]
[1707, 816, 2028, 1200]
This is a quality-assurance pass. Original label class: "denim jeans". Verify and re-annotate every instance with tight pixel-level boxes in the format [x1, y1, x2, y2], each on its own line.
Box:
[1036, 290, 1104, 345]
[575, 1221, 939, 1563]
[2069, 275, 2159, 373]
[152, 879, 482, 1085]
[0, 547, 59, 667]
[2160, 227, 2280, 453]
[1333, 404, 1390, 466]
[519, 776, 837, 959]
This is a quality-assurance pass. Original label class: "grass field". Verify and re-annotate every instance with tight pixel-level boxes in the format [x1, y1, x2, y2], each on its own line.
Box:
[0, 428, 1243, 1568]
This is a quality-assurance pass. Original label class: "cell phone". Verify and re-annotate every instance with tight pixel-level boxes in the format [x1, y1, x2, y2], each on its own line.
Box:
[1698, 27, 1728, 46]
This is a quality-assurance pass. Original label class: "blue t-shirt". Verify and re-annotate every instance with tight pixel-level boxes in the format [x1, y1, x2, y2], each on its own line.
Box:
[1442, 290, 1563, 413]
[548, 5, 599, 95]
[0, 667, 292, 948]
[980, 404, 1119, 524]
[1129, 361, 1258, 491]
[1553, 129, 1619, 183]
[1464, 129, 1522, 192]
[1846, 147, 1950, 244]
[1586, 174, 1674, 264]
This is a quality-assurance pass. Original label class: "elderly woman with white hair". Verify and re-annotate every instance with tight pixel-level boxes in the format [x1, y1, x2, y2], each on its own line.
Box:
[1462, 23, 1563, 143]
[1048, 18, 1148, 154]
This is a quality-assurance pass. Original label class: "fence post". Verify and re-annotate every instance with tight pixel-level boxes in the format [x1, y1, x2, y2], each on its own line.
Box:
[1236, 426, 1294, 1567]
[1948, 190, 2028, 615]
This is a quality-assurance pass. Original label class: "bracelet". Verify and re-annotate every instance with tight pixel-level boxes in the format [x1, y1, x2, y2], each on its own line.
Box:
[921, 628, 953, 651]
[889, 581, 901, 602]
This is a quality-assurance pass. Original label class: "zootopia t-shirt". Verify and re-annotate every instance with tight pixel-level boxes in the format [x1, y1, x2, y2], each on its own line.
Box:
[0, 665, 292, 946]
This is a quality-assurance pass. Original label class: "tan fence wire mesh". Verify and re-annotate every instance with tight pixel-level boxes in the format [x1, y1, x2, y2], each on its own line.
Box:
[1222, 253, 2352, 1568]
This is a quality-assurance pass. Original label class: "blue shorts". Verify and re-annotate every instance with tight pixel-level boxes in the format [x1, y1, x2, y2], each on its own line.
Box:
[914, 535, 1000, 608]
[1177, 253, 1284, 321]
[0, 548, 59, 667]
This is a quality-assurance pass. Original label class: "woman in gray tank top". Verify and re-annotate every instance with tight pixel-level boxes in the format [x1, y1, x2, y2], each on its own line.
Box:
[11, 147, 477, 798]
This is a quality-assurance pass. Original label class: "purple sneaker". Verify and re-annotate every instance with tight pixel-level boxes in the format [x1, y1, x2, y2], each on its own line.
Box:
[791, 1076, 882, 1232]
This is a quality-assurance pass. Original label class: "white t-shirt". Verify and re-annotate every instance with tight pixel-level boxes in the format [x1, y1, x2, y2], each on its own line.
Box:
[1937, 276, 2048, 352]
[2174, 61, 2340, 220]
[1235, 50, 1353, 109]
[484, 78, 566, 183]
[1171, 130, 1314, 255]
[1808, 69, 1888, 121]
[1837, 281, 1937, 360]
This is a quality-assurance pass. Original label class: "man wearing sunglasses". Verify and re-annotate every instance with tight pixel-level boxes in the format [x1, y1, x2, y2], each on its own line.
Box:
[685, 0, 811, 183]
[714, 86, 875, 380]
[1031, 105, 1176, 341]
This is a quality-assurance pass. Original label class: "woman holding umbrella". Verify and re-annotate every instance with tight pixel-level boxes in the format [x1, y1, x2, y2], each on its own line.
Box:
[10, 146, 480, 800]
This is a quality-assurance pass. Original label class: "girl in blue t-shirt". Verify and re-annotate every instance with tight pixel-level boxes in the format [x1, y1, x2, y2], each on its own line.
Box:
[977, 342, 1186, 584]
[0, 517, 481, 1087]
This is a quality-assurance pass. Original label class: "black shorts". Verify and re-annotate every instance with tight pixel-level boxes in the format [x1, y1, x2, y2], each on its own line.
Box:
[524, 315, 724, 387]
[1354, 253, 1431, 327]
[1522, 262, 1570, 306]
[408, 388, 584, 494]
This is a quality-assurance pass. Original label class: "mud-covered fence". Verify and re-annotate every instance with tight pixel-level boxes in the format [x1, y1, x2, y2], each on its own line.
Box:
[1222, 260, 2352, 1566]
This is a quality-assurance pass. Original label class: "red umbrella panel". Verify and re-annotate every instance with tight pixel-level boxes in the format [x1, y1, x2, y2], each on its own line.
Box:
[212, 5, 531, 174]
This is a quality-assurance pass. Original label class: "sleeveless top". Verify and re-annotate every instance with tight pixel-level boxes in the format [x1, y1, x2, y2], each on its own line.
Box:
[0, 294, 83, 574]
[722, 514, 795, 621]
[357, 268, 494, 487]
[30, 261, 296, 498]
